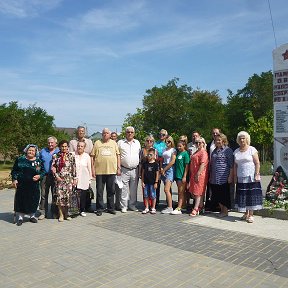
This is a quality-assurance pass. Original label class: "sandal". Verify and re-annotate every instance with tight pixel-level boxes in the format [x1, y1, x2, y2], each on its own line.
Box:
[142, 208, 149, 214]
[189, 208, 199, 217]
[247, 216, 254, 223]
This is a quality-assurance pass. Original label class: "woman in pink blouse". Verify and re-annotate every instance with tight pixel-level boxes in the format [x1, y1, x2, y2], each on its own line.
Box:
[188, 137, 209, 216]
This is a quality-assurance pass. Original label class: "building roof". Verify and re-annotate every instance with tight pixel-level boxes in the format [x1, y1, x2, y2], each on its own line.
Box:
[55, 127, 76, 138]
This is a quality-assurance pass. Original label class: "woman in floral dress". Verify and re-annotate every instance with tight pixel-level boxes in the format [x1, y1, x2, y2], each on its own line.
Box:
[11, 144, 45, 226]
[52, 140, 77, 222]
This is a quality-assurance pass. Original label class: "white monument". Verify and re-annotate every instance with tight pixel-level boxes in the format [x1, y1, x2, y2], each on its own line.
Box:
[273, 43, 288, 175]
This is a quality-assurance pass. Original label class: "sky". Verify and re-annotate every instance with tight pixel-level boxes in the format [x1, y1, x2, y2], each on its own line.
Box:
[0, 0, 287, 135]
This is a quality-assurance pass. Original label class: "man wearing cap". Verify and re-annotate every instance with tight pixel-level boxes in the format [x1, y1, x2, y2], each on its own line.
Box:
[91, 128, 120, 216]
[118, 126, 141, 213]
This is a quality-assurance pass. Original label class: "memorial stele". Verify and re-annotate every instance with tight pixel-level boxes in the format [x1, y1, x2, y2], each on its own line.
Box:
[273, 43, 288, 175]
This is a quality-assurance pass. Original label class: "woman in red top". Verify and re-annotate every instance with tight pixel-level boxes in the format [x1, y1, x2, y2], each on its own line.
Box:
[188, 137, 209, 216]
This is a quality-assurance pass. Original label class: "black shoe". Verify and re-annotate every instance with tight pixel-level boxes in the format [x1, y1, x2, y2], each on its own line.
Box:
[95, 211, 102, 216]
[17, 219, 23, 226]
[107, 209, 116, 215]
[30, 217, 38, 223]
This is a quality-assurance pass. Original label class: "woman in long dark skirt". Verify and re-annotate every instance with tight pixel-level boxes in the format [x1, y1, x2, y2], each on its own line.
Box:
[11, 144, 45, 226]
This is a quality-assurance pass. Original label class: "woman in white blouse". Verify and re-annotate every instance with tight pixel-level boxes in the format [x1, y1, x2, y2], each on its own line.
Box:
[75, 140, 92, 217]
[234, 131, 262, 223]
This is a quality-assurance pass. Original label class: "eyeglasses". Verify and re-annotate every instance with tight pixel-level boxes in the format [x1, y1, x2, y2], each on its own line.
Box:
[126, 131, 134, 134]
[159, 133, 166, 136]
[167, 141, 171, 144]
[146, 140, 153, 142]
[195, 142, 202, 144]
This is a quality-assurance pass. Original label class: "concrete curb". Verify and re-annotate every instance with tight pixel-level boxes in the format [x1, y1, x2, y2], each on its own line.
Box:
[254, 208, 288, 220]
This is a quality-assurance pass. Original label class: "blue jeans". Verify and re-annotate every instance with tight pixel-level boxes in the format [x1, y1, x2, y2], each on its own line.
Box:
[143, 184, 156, 199]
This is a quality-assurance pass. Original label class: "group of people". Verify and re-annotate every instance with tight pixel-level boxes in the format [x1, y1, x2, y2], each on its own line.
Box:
[11, 125, 263, 226]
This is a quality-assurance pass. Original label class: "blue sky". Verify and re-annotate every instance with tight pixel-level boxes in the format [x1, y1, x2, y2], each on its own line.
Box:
[0, 0, 287, 135]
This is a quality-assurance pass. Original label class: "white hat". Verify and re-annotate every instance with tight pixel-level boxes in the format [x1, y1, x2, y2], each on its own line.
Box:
[115, 175, 123, 189]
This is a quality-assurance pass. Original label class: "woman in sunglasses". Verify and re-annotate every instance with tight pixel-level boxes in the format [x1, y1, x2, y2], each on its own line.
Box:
[188, 137, 209, 216]
[160, 136, 176, 214]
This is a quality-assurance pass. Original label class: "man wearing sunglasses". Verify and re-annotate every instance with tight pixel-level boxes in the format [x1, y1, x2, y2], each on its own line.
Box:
[118, 126, 141, 213]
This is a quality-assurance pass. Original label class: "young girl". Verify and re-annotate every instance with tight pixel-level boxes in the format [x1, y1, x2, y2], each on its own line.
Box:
[171, 141, 190, 215]
[141, 148, 159, 214]
[160, 136, 176, 214]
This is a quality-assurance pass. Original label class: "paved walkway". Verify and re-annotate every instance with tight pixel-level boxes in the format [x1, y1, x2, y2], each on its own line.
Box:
[0, 176, 287, 288]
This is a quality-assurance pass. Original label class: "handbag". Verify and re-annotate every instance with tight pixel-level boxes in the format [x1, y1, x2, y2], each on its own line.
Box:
[68, 187, 80, 216]
[88, 185, 94, 200]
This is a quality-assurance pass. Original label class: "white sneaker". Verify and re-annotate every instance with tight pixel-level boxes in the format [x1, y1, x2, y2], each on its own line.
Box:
[171, 208, 182, 215]
[142, 208, 149, 214]
[80, 212, 87, 217]
[150, 208, 156, 214]
[121, 208, 127, 213]
[161, 207, 173, 214]
[38, 214, 45, 220]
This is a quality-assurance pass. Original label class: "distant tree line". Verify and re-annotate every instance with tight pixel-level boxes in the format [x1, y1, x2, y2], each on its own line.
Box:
[122, 71, 273, 162]
[0, 101, 70, 161]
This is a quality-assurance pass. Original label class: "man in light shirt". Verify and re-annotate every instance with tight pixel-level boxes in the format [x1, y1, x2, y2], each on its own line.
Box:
[187, 131, 201, 155]
[118, 126, 141, 213]
[69, 126, 93, 154]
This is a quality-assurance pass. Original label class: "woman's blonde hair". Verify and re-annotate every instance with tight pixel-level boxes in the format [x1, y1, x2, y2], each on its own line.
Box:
[145, 135, 155, 145]
[236, 131, 251, 145]
[166, 136, 175, 148]
[216, 133, 229, 146]
[198, 137, 207, 149]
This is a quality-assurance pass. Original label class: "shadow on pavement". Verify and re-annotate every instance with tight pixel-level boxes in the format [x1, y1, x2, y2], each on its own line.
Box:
[0, 212, 15, 224]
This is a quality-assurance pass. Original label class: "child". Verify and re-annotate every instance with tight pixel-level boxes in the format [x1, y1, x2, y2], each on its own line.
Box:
[141, 148, 159, 214]
[171, 140, 190, 215]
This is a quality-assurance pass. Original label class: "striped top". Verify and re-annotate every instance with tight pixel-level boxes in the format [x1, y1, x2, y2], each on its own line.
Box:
[209, 146, 234, 185]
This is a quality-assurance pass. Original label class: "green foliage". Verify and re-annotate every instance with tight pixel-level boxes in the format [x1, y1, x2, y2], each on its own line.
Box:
[260, 161, 274, 176]
[122, 78, 226, 143]
[0, 101, 70, 160]
[224, 71, 273, 144]
[245, 110, 273, 162]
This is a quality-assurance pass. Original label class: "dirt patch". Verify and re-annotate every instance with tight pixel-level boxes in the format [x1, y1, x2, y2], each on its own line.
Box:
[0, 170, 10, 180]
[0, 170, 13, 190]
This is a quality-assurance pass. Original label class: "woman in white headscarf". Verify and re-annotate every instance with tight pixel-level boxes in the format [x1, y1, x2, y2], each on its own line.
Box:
[11, 144, 45, 226]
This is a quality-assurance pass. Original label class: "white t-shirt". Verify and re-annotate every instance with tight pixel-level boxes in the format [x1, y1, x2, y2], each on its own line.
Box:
[162, 148, 176, 164]
[234, 146, 257, 180]
[75, 152, 92, 190]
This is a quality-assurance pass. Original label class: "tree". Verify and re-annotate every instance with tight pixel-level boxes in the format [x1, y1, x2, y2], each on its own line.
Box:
[0, 101, 69, 160]
[245, 110, 273, 162]
[121, 108, 147, 144]
[225, 71, 273, 145]
[188, 89, 226, 139]
[142, 78, 193, 137]
[122, 78, 226, 143]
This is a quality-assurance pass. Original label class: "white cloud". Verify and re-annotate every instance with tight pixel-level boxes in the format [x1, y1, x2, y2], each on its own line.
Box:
[65, 0, 146, 31]
[0, 0, 63, 18]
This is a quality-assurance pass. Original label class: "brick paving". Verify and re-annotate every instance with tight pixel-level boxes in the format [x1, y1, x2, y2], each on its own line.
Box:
[0, 177, 287, 288]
